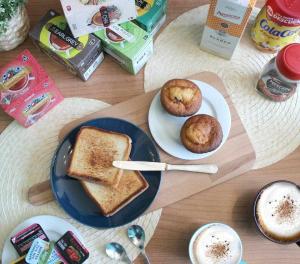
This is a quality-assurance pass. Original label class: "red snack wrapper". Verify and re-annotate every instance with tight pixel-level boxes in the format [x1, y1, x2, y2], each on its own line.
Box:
[55, 231, 89, 264]
[10, 223, 49, 256]
[0, 50, 63, 127]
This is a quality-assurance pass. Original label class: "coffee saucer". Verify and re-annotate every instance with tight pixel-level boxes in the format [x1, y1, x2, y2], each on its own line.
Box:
[148, 80, 231, 160]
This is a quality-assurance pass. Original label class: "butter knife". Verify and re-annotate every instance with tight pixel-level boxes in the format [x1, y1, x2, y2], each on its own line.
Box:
[113, 161, 218, 174]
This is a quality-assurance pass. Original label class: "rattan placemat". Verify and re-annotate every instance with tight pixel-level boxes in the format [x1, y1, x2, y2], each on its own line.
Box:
[0, 97, 162, 263]
[145, 5, 300, 169]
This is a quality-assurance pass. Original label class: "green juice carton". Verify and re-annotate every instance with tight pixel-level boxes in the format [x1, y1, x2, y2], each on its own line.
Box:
[134, 0, 167, 35]
[94, 21, 153, 74]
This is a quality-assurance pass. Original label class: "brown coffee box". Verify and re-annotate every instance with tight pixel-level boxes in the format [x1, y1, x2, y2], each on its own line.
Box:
[29, 9, 104, 81]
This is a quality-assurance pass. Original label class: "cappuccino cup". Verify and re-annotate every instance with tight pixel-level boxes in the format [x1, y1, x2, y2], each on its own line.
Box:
[189, 223, 246, 264]
[254, 180, 300, 245]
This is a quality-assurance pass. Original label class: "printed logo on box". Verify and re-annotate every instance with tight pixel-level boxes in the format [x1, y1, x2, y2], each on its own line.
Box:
[214, 0, 247, 25]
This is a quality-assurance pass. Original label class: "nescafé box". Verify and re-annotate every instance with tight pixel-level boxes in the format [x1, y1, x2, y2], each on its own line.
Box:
[134, 0, 167, 34]
[94, 21, 153, 74]
[29, 9, 104, 81]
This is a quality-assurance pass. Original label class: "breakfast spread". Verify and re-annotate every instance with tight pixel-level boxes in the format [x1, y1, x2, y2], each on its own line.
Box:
[257, 43, 300, 102]
[255, 181, 300, 242]
[10, 224, 89, 264]
[160, 79, 202, 117]
[251, 0, 300, 53]
[60, 0, 137, 37]
[94, 21, 153, 74]
[190, 223, 243, 264]
[0, 50, 63, 127]
[181, 114, 223, 154]
[134, 0, 167, 35]
[29, 10, 104, 81]
[67, 126, 149, 217]
[2, 0, 300, 262]
[200, 0, 257, 60]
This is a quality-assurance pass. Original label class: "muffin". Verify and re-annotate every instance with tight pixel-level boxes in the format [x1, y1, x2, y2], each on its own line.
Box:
[160, 79, 202, 116]
[180, 114, 223, 153]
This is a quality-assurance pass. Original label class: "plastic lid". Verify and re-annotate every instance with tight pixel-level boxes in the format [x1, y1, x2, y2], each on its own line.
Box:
[276, 43, 300, 81]
[267, 0, 300, 20]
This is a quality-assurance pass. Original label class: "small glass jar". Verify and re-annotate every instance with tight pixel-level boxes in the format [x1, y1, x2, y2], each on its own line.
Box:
[256, 43, 300, 102]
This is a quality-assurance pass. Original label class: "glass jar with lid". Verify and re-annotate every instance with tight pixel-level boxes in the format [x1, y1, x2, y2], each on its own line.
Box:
[257, 43, 300, 102]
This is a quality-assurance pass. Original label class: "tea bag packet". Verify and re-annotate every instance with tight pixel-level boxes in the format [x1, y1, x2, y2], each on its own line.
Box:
[55, 231, 89, 264]
[30, 10, 104, 81]
[60, 0, 137, 37]
[0, 50, 48, 106]
[25, 238, 64, 264]
[10, 224, 49, 257]
[134, 0, 168, 36]
[0, 50, 63, 128]
[94, 21, 153, 74]
[6, 78, 63, 128]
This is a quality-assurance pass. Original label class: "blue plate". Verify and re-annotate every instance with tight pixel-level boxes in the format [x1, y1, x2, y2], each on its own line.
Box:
[50, 118, 161, 228]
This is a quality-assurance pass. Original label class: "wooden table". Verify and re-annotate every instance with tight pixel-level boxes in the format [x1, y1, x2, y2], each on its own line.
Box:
[1, 0, 300, 263]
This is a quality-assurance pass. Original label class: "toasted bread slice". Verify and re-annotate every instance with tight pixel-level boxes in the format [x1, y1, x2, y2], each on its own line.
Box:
[67, 126, 132, 187]
[81, 170, 149, 216]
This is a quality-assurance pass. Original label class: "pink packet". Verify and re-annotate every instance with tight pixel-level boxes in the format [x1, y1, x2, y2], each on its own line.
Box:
[6, 77, 63, 127]
[0, 50, 48, 107]
[0, 50, 63, 127]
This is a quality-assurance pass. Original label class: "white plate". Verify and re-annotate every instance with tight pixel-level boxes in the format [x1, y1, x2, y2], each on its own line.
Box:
[1, 215, 83, 264]
[148, 80, 231, 160]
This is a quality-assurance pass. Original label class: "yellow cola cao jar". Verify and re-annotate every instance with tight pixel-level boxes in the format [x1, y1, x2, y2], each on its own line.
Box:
[251, 0, 300, 53]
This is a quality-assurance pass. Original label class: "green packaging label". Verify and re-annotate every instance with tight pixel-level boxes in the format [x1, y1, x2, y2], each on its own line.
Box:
[135, 0, 167, 32]
[94, 21, 153, 74]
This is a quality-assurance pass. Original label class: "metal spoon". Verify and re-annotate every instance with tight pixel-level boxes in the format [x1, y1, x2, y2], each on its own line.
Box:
[127, 225, 150, 264]
[105, 242, 133, 264]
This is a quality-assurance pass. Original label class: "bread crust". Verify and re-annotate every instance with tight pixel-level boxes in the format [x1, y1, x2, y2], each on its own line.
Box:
[67, 126, 132, 187]
[81, 170, 149, 217]
[160, 79, 202, 116]
[180, 114, 223, 153]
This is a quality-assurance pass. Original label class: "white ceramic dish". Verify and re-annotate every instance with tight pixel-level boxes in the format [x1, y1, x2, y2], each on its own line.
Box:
[148, 79, 231, 160]
[1, 215, 83, 264]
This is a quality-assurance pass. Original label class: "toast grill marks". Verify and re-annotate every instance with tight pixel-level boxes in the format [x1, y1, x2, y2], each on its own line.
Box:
[81, 170, 149, 216]
[67, 126, 132, 187]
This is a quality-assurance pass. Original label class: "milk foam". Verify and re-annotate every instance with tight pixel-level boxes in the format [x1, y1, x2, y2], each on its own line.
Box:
[193, 224, 242, 264]
[256, 182, 300, 240]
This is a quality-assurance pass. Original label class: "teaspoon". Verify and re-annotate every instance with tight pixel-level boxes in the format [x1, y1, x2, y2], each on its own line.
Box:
[105, 242, 133, 264]
[127, 225, 150, 264]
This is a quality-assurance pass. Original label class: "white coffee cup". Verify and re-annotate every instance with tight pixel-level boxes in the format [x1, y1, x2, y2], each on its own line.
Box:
[189, 223, 246, 264]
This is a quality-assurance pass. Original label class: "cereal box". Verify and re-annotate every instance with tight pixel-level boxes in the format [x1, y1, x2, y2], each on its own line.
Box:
[94, 21, 153, 74]
[200, 0, 257, 60]
[60, 0, 137, 37]
[29, 10, 104, 81]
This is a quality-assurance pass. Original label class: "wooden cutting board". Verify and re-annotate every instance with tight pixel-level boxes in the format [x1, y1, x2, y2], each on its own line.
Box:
[28, 72, 256, 212]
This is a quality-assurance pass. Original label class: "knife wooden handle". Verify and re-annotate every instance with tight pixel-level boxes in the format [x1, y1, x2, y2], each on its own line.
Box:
[28, 180, 55, 206]
[166, 164, 218, 174]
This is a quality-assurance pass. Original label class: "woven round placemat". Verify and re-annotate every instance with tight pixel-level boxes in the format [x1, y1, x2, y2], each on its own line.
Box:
[0, 97, 162, 263]
[145, 5, 300, 169]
